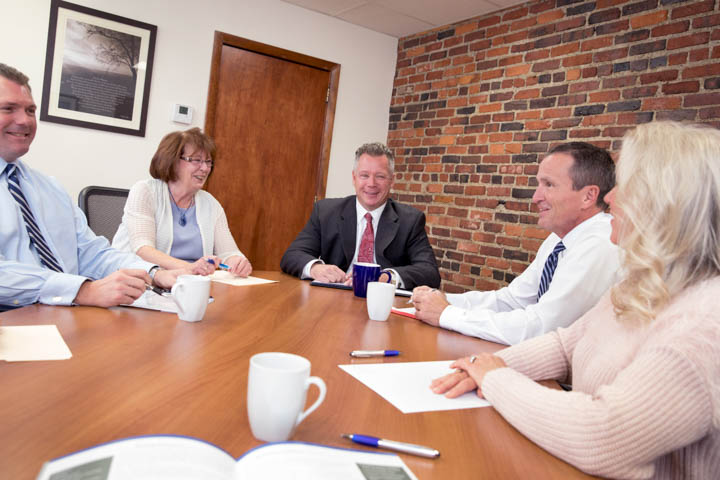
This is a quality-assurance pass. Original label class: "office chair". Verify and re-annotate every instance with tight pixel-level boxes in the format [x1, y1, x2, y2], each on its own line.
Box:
[77, 186, 130, 242]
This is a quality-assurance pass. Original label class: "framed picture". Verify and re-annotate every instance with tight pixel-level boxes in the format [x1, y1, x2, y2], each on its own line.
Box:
[40, 0, 157, 137]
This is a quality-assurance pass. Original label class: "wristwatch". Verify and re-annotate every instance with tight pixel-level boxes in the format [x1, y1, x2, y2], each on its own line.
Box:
[148, 265, 161, 284]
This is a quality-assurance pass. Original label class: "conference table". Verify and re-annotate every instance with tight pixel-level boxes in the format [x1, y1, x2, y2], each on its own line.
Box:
[0, 272, 596, 479]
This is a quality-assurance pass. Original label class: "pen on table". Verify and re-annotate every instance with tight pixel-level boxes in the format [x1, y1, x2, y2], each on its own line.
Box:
[341, 434, 440, 458]
[350, 350, 400, 358]
[205, 258, 230, 270]
[145, 284, 167, 296]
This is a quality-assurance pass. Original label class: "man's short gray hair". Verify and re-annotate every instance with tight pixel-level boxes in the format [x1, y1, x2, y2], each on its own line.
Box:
[0, 63, 31, 91]
[354, 142, 395, 174]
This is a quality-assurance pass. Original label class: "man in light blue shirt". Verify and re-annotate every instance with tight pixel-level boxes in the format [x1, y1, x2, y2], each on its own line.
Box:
[0, 63, 178, 309]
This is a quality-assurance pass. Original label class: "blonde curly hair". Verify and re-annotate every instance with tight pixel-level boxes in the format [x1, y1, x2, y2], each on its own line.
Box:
[611, 121, 720, 323]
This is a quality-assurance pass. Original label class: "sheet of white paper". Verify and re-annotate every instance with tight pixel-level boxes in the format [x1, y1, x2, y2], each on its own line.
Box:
[126, 291, 180, 313]
[339, 361, 490, 414]
[0, 325, 72, 361]
[209, 272, 277, 286]
[124, 292, 215, 314]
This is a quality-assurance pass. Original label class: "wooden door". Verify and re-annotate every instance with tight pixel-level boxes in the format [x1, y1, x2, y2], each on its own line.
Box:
[205, 32, 339, 271]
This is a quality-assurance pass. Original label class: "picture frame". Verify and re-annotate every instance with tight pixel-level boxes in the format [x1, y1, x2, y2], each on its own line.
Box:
[40, 0, 157, 137]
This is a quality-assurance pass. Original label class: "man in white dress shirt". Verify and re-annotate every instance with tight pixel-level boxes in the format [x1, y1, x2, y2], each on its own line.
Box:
[0, 63, 179, 310]
[412, 142, 620, 345]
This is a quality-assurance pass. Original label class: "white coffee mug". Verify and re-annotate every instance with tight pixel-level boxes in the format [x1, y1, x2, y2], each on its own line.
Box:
[366, 281, 397, 321]
[247, 352, 326, 442]
[170, 275, 211, 322]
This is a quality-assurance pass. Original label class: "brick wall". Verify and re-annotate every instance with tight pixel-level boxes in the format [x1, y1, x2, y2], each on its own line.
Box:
[388, 0, 720, 293]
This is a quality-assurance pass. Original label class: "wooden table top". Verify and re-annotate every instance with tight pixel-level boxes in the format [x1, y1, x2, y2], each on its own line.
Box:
[0, 272, 595, 479]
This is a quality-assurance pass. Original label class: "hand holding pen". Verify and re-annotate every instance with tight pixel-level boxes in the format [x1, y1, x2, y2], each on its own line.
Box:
[410, 287, 448, 327]
[207, 256, 253, 277]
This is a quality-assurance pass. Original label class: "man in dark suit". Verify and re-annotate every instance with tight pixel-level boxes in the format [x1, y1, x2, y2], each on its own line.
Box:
[281, 142, 440, 289]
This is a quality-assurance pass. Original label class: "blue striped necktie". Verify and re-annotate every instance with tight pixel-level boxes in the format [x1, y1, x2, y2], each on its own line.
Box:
[5, 163, 64, 272]
[537, 241, 565, 300]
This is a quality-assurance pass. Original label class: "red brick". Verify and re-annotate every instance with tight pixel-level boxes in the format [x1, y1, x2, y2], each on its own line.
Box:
[570, 80, 601, 93]
[506, 64, 531, 76]
[667, 32, 710, 51]
[669, 52, 688, 65]
[525, 49, 551, 61]
[581, 36, 614, 51]
[671, 0, 714, 19]
[515, 88, 541, 99]
[640, 70, 679, 84]
[538, 10, 564, 24]
[589, 90, 621, 102]
[543, 107, 573, 119]
[661, 80, 700, 96]
[642, 97, 683, 110]
[510, 17, 537, 32]
[684, 93, 720, 107]
[631, 10, 668, 29]
[683, 64, 720, 79]
[689, 47, 709, 62]
[563, 53, 593, 67]
[651, 20, 690, 37]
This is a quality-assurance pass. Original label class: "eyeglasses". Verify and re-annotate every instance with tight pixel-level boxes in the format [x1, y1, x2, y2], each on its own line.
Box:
[180, 156, 213, 168]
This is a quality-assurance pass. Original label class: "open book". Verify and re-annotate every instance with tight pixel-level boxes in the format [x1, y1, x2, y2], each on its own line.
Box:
[36, 435, 417, 480]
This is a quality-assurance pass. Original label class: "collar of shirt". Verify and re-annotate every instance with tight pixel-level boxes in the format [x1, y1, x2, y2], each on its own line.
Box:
[559, 211, 613, 252]
[1, 158, 27, 180]
[355, 199, 387, 235]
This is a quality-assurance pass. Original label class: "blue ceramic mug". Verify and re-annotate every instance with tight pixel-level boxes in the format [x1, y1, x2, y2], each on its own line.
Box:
[352, 262, 392, 298]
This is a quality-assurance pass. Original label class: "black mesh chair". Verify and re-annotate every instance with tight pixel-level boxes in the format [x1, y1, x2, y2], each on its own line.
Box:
[77, 186, 130, 242]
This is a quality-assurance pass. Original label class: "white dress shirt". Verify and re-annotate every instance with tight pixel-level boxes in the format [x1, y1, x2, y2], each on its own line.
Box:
[439, 212, 620, 345]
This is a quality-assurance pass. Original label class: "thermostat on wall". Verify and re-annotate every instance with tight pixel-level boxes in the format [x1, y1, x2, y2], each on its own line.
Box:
[172, 104, 193, 124]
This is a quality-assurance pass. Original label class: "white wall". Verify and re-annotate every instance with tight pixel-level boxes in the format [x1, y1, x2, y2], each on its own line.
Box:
[2, 0, 397, 201]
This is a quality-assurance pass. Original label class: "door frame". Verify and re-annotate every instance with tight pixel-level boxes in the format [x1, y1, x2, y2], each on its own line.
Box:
[205, 31, 340, 200]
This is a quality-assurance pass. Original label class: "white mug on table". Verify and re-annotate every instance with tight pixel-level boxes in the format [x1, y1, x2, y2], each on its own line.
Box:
[247, 352, 326, 442]
[366, 281, 397, 321]
[170, 274, 211, 322]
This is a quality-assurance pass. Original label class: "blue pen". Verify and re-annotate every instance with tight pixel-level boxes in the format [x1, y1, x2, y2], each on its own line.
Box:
[206, 258, 230, 270]
[341, 434, 440, 458]
[349, 350, 400, 358]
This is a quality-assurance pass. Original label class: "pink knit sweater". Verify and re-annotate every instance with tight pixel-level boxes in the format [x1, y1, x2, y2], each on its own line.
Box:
[482, 277, 720, 479]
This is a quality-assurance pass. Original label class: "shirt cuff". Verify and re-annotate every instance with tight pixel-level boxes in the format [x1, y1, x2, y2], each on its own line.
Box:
[385, 269, 404, 288]
[438, 304, 468, 331]
[301, 259, 323, 279]
[38, 272, 89, 306]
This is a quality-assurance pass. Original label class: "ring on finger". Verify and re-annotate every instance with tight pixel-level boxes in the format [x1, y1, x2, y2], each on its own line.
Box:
[469, 355, 477, 363]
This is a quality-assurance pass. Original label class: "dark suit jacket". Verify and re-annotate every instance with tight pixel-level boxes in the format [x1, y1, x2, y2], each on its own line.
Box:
[281, 196, 440, 289]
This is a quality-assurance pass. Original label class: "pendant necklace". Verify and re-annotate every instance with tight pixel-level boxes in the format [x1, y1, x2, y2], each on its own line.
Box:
[169, 187, 194, 227]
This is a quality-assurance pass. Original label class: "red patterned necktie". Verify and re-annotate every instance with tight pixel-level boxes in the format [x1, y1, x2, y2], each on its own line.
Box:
[357, 212, 374, 263]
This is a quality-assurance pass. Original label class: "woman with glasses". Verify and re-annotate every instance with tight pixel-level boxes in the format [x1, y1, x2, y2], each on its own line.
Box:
[113, 128, 251, 277]
[432, 121, 719, 479]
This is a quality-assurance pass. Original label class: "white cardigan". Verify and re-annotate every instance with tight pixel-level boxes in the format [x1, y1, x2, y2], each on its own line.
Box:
[112, 178, 245, 262]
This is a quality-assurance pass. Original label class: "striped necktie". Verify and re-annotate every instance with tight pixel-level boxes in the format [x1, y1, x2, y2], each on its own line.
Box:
[357, 212, 374, 263]
[5, 163, 63, 272]
[537, 241, 565, 300]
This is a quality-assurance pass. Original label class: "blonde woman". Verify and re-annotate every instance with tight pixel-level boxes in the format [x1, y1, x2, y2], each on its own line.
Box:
[432, 121, 720, 479]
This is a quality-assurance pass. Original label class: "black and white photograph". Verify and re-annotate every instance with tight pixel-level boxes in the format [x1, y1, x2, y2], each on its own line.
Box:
[40, 0, 156, 136]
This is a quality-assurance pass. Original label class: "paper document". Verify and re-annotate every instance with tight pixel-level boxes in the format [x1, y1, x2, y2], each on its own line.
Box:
[124, 291, 214, 313]
[209, 271, 277, 287]
[339, 361, 490, 413]
[0, 325, 72, 361]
